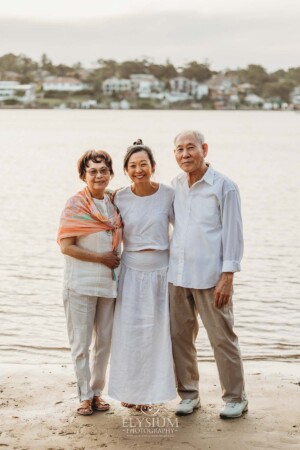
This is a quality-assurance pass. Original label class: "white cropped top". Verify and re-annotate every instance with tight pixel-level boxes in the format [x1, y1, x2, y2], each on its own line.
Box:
[114, 184, 174, 251]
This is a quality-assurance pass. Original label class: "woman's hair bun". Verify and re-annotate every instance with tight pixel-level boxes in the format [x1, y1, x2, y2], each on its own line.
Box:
[133, 138, 143, 145]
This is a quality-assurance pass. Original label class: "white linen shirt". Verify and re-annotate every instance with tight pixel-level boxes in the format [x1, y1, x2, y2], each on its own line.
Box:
[63, 195, 120, 297]
[168, 164, 243, 289]
[115, 184, 174, 251]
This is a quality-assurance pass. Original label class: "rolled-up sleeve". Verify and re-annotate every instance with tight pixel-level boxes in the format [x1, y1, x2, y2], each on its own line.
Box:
[221, 188, 244, 273]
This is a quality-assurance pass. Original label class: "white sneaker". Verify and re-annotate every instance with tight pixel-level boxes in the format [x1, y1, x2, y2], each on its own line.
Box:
[175, 398, 201, 416]
[219, 400, 248, 419]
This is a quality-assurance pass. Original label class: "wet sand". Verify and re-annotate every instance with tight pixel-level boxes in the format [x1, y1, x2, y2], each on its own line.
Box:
[0, 361, 299, 450]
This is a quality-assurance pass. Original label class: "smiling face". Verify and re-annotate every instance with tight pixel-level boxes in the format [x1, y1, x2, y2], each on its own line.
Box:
[84, 160, 111, 198]
[126, 150, 155, 184]
[174, 132, 208, 177]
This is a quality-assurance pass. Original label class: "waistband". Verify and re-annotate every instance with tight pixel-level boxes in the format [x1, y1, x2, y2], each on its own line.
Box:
[121, 250, 169, 271]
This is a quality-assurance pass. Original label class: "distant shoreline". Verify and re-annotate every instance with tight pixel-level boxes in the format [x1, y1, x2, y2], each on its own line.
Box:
[0, 105, 297, 111]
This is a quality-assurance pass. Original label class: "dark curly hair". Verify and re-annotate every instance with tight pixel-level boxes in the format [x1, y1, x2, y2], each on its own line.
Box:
[77, 149, 114, 181]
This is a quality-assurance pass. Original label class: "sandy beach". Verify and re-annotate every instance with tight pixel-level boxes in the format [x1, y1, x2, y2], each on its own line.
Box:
[0, 361, 299, 450]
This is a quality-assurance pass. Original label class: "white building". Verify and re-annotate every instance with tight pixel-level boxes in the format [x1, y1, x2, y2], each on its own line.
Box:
[165, 92, 193, 103]
[262, 102, 273, 110]
[130, 74, 161, 98]
[102, 77, 131, 95]
[291, 86, 300, 107]
[81, 100, 97, 109]
[194, 83, 209, 99]
[170, 77, 208, 100]
[207, 74, 233, 94]
[43, 77, 88, 92]
[170, 77, 192, 93]
[245, 94, 264, 106]
[0, 81, 36, 104]
[238, 83, 253, 93]
[229, 94, 240, 105]
[110, 99, 130, 109]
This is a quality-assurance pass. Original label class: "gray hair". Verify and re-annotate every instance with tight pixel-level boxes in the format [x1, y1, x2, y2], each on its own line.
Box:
[174, 130, 205, 146]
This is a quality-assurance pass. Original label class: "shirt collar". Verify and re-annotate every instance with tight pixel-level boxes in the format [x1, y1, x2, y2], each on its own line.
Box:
[201, 163, 214, 185]
[178, 163, 214, 187]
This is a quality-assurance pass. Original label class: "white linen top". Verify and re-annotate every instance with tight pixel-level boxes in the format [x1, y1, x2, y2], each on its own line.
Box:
[114, 184, 174, 251]
[168, 164, 243, 289]
[63, 194, 121, 297]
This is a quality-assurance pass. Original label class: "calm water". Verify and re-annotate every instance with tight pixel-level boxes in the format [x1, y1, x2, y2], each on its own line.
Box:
[0, 110, 299, 364]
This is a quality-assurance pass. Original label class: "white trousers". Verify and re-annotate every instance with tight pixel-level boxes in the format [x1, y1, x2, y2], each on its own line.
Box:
[63, 289, 115, 401]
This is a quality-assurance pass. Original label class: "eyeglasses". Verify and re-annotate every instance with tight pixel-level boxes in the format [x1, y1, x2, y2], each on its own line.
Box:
[86, 168, 110, 176]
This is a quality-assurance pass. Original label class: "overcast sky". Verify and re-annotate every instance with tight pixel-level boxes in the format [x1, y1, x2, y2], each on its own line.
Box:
[1, 0, 299, 71]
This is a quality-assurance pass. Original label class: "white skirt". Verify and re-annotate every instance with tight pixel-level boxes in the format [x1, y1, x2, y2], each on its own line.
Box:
[108, 250, 176, 404]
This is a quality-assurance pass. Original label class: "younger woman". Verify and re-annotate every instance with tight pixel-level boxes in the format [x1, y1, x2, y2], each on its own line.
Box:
[108, 140, 176, 409]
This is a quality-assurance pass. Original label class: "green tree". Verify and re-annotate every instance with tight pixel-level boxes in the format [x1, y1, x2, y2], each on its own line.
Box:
[262, 81, 294, 102]
[19, 55, 38, 82]
[96, 59, 119, 78]
[271, 69, 286, 81]
[119, 60, 148, 78]
[147, 62, 177, 80]
[238, 64, 271, 95]
[52, 64, 75, 77]
[0, 53, 37, 76]
[40, 53, 54, 72]
[285, 67, 300, 86]
[0, 53, 19, 71]
[86, 60, 119, 97]
[181, 61, 212, 82]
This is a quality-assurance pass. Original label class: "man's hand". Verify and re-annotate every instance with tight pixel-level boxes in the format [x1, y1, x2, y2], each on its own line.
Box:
[214, 272, 234, 308]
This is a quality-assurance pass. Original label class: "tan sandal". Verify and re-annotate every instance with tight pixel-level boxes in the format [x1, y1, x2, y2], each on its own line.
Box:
[93, 396, 110, 411]
[77, 399, 93, 416]
[121, 402, 135, 408]
[135, 404, 150, 411]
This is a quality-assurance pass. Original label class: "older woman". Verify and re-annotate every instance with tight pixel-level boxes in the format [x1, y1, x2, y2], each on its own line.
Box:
[108, 139, 176, 409]
[57, 150, 122, 416]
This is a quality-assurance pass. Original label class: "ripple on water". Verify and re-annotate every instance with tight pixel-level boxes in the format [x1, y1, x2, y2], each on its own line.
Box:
[1, 110, 300, 363]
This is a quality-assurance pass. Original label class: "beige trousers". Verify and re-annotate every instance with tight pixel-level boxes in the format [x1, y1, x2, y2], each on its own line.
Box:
[63, 289, 115, 401]
[169, 284, 246, 403]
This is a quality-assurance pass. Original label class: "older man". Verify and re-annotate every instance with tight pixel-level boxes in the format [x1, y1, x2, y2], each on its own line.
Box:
[168, 130, 247, 418]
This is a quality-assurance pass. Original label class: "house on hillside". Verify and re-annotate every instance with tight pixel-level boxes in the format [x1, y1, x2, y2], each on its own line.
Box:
[245, 94, 264, 106]
[43, 77, 89, 92]
[0, 71, 22, 82]
[208, 73, 238, 91]
[0, 81, 36, 103]
[102, 77, 131, 95]
[170, 77, 208, 100]
[290, 86, 300, 108]
[207, 74, 234, 94]
[130, 74, 162, 98]
[237, 83, 253, 94]
[170, 77, 192, 93]
[194, 83, 209, 100]
[207, 74, 239, 107]
[76, 69, 92, 81]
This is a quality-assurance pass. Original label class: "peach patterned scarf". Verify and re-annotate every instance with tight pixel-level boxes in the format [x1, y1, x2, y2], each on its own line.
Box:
[57, 187, 122, 250]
